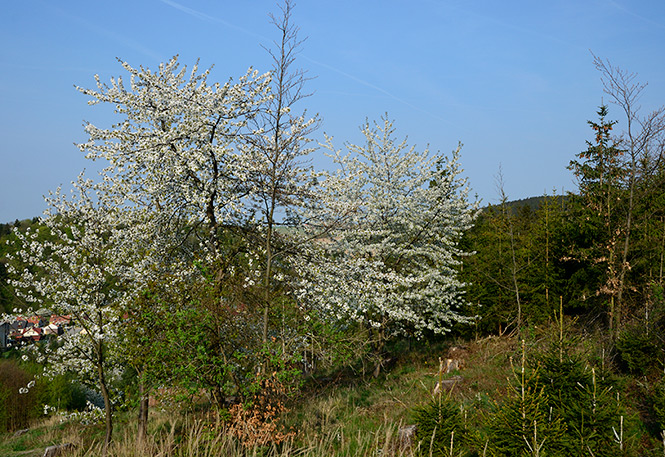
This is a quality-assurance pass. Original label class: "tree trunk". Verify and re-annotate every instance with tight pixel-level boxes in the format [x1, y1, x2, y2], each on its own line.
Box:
[615, 155, 637, 335]
[262, 217, 273, 346]
[97, 355, 113, 456]
[658, 217, 665, 286]
[137, 369, 149, 447]
[509, 222, 522, 331]
[371, 322, 387, 378]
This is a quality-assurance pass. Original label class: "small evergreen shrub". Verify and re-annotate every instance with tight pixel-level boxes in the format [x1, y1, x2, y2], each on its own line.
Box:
[652, 377, 665, 432]
[485, 384, 567, 457]
[536, 344, 621, 457]
[413, 394, 464, 457]
[615, 328, 661, 376]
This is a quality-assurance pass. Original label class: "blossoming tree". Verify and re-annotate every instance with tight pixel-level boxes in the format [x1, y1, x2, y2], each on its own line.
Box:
[72, 26, 320, 429]
[77, 55, 271, 254]
[7, 175, 148, 454]
[5, 54, 273, 450]
[299, 116, 477, 362]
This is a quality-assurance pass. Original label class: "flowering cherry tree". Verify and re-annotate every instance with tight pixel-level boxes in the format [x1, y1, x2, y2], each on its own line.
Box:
[77, 48, 315, 348]
[77, 55, 271, 255]
[300, 116, 477, 347]
[6, 175, 147, 453]
[2, 52, 284, 450]
[71, 39, 320, 427]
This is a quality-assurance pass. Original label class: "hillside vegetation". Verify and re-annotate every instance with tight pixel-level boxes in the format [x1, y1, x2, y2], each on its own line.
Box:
[2, 2, 665, 456]
[2, 320, 665, 456]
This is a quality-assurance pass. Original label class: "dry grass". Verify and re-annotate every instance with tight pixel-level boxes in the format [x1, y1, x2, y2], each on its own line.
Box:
[63, 420, 416, 457]
[3, 327, 629, 457]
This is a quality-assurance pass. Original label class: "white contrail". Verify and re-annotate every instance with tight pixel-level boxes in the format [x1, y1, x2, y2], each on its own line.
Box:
[607, 0, 665, 31]
[44, 3, 162, 61]
[159, 0, 461, 129]
[159, 0, 269, 40]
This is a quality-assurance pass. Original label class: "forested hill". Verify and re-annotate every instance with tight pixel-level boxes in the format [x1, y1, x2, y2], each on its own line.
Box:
[0, 218, 41, 314]
[482, 194, 571, 213]
[503, 195, 552, 212]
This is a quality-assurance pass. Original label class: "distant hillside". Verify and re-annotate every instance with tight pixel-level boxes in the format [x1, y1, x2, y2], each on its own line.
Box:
[482, 194, 571, 214]
[0, 218, 39, 234]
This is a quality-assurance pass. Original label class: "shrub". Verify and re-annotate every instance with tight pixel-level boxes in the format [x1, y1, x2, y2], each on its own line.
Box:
[485, 384, 566, 457]
[227, 373, 295, 448]
[413, 394, 464, 457]
[615, 327, 661, 376]
[536, 344, 621, 456]
[652, 377, 665, 433]
[42, 374, 87, 412]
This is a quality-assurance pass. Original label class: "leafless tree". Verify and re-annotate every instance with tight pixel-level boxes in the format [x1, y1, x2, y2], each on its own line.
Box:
[592, 54, 665, 333]
[245, 0, 320, 348]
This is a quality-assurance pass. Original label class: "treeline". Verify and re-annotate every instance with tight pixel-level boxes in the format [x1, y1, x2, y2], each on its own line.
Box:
[462, 58, 665, 352]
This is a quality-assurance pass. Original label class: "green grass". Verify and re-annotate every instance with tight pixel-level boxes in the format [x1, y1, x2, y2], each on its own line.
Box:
[2, 325, 664, 456]
[0, 335, 512, 456]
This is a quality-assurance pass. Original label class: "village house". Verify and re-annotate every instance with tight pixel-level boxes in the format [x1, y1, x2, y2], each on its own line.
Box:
[1, 313, 72, 349]
[0, 320, 10, 349]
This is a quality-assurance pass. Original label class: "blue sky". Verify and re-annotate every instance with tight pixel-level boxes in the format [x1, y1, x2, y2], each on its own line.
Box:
[1, 0, 665, 223]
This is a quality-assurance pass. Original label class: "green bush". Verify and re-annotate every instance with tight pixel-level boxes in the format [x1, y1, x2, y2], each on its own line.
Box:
[41, 374, 87, 412]
[652, 377, 665, 433]
[485, 384, 566, 457]
[536, 344, 621, 457]
[413, 394, 464, 457]
[615, 328, 661, 376]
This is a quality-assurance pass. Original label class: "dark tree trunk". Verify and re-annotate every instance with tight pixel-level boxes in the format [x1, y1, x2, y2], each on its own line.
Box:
[97, 358, 113, 456]
[137, 369, 149, 447]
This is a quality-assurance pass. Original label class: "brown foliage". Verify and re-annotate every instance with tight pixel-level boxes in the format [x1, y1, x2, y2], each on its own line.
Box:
[0, 360, 38, 432]
[227, 373, 295, 447]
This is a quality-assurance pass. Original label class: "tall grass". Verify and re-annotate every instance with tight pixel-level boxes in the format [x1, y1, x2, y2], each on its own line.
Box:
[68, 419, 413, 457]
[6, 323, 662, 456]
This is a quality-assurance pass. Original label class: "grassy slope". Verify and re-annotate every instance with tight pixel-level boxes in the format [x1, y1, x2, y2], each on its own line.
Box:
[0, 325, 660, 456]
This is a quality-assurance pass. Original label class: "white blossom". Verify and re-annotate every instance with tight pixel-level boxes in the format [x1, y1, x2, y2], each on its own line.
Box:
[298, 116, 477, 337]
